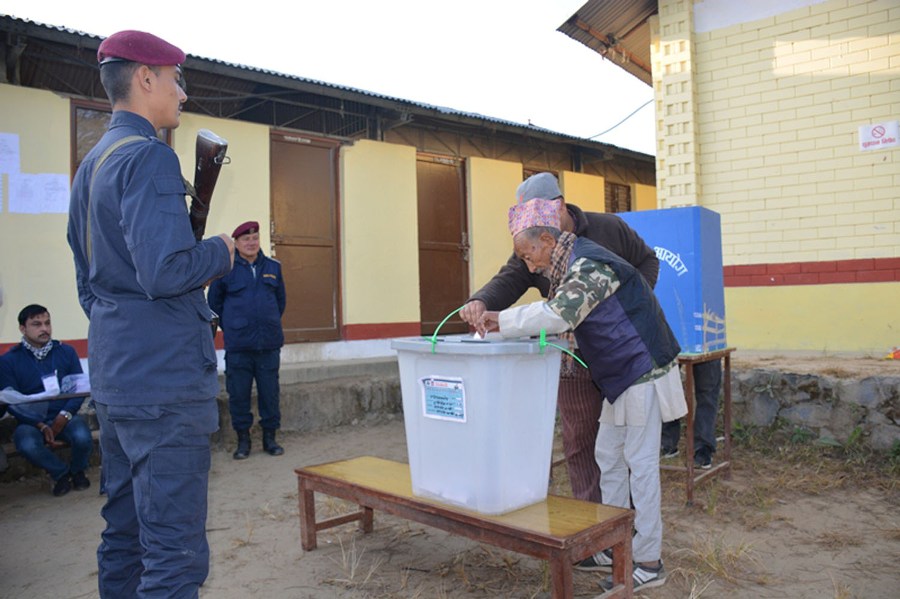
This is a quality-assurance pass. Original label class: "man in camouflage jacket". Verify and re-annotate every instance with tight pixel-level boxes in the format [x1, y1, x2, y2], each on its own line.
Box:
[460, 172, 659, 506]
[476, 198, 687, 592]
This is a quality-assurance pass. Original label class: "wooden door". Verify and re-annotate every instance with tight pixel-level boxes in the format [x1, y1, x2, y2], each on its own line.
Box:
[417, 155, 469, 335]
[270, 132, 341, 342]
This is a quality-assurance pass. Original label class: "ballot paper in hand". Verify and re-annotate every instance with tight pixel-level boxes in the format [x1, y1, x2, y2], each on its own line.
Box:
[0, 374, 90, 405]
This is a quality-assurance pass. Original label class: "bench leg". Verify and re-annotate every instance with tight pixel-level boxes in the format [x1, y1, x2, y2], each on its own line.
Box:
[298, 478, 318, 551]
[548, 552, 574, 599]
[610, 535, 633, 598]
[361, 505, 374, 533]
[723, 353, 733, 480]
[683, 364, 696, 506]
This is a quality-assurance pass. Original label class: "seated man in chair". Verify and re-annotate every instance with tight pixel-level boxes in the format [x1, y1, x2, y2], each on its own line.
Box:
[0, 304, 93, 496]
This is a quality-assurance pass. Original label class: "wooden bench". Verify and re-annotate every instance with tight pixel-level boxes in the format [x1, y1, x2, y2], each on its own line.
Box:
[296, 456, 635, 598]
[663, 348, 735, 504]
[2, 393, 98, 477]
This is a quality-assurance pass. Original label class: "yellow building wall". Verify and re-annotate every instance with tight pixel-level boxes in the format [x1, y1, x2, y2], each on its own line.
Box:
[633, 183, 658, 211]
[465, 164, 606, 308]
[0, 84, 81, 343]
[340, 140, 419, 325]
[0, 86, 271, 345]
[466, 157, 522, 293]
[559, 171, 605, 213]
[176, 114, 271, 254]
[726, 282, 900, 353]
[649, 0, 900, 353]
[693, 0, 899, 266]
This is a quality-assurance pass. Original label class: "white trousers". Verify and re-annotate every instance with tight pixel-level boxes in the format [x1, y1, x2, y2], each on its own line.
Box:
[595, 366, 681, 563]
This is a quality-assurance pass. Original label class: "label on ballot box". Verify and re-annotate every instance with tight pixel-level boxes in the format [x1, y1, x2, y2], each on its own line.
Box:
[421, 376, 467, 422]
[619, 206, 727, 354]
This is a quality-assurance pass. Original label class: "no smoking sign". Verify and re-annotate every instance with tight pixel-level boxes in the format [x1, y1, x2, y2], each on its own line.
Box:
[859, 121, 899, 151]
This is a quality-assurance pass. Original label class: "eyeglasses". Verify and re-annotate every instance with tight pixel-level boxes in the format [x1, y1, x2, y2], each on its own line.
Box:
[175, 65, 187, 93]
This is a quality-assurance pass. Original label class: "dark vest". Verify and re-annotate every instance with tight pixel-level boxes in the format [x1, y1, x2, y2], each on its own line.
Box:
[570, 237, 680, 402]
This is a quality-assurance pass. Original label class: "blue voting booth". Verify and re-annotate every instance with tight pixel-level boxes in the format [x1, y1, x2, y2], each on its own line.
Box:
[619, 206, 727, 354]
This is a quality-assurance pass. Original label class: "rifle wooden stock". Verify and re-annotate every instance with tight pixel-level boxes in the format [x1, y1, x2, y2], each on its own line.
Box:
[188, 129, 230, 241]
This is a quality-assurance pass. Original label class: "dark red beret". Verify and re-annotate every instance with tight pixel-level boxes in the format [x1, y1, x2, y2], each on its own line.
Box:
[232, 221, 260, 239]
[97, 30, 186, 66]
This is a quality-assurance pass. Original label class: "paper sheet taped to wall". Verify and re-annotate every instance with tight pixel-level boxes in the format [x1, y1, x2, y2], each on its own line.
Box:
[8, 173, 71, 213]
[0, 132, 20, 175]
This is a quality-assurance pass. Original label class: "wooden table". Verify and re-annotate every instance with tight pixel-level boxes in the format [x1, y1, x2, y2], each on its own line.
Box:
[296, 456, 635, 598]
[662, 348, 735, 504]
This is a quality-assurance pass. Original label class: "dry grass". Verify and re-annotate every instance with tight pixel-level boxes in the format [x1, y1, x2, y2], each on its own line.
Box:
[674, 534, 762, 585]
[885, 526, 900, 542]
[325, 536, 383, 588]
[816, 530, 864, 550]
[830, 574, 854, 599]
[229, 514, 254, 547]
[818, 367, 857, 378]
[433, 546, 547, 598]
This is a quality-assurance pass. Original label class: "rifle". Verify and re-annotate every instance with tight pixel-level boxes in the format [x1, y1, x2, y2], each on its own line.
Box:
[186, 129, 230, 241]
[185, 129, 230, 337]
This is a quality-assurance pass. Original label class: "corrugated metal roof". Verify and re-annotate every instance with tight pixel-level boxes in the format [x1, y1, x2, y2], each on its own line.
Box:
[189, 53, 560, 133]
[558, 0, 656, 86]
[0, 14, 652, 162]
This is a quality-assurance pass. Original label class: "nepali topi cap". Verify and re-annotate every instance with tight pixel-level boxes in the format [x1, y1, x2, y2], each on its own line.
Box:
[232, 221, 260, 239]
[516, 172, 562, 204]
[508, 199, 561, 237]
[97, 30, 186, 66]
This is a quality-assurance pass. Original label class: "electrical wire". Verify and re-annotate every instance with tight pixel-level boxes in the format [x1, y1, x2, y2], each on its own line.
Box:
[587, 98, 654, 140]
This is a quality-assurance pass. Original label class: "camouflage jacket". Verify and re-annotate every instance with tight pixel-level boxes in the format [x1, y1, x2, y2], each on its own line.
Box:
[547, 257, 668, 386]
[554, 238, 680, 399]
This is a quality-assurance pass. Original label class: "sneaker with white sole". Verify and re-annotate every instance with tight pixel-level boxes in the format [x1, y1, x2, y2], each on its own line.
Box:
[574, 548, 613, 571]
[694, 450, 713, 470]
[660, 446, 679, 459]
[599, 560, 667, 592]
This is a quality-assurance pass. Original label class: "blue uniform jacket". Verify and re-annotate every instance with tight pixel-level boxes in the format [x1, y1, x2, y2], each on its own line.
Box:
[67, 111, 232, 406]
[0, 341, 85, 425]
[571, 237, 681, 402]
[207, 251, 286, 352]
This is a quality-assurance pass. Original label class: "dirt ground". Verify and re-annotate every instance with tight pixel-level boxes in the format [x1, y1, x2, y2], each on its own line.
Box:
[1, 353, 898, 598]
[731, 350, 900, 378]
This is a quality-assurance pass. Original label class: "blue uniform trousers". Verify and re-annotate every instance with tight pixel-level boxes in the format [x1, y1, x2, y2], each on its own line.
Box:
[225, 349, 281, 431]
[13, 414, 92, 481]
[95, 400, 218, 599]
[661, 359, 723, 457]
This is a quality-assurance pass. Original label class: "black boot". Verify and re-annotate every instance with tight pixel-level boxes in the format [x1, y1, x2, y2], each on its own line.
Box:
[262, 429, 284, 456]
[233, 430, 251, 460]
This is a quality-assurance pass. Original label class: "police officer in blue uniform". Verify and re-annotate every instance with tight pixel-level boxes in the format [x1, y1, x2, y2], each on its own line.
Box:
[66, 30, 234, 599]
[208, 220, 287, 459]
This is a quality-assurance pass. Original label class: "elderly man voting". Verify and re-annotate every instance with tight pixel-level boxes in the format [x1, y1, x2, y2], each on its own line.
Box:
[476, 198, 686, 593]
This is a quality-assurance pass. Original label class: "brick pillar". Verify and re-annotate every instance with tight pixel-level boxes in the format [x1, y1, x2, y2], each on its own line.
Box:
[651, 0, 701, 208]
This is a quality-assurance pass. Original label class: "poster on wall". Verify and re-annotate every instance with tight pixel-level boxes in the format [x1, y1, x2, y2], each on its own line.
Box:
[859, 121, 899, 152]
[0, 132, 21, 175]
[8, 173, 71, 214]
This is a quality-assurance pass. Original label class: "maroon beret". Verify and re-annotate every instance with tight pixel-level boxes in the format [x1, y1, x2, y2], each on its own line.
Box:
[232, 221, 260, 239]
[97, 30, 186, 66]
